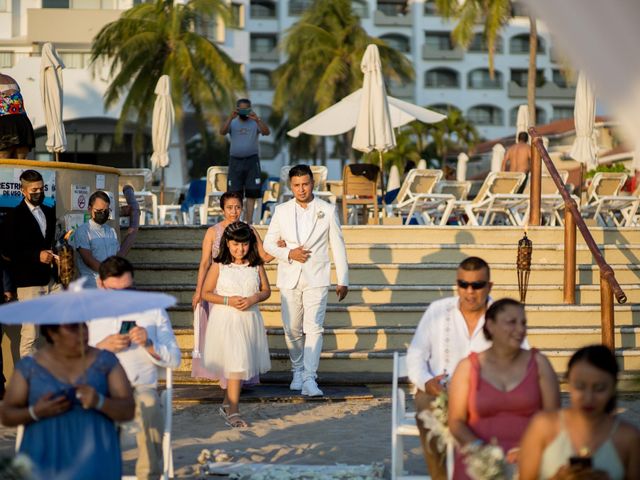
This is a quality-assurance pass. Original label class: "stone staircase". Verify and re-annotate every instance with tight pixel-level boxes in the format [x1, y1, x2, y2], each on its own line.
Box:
[127, 225, 640, 385]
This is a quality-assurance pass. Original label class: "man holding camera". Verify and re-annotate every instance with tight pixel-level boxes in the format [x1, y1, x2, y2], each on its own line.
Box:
[88, 256, 180, 480]
[220, 98, 270, 223]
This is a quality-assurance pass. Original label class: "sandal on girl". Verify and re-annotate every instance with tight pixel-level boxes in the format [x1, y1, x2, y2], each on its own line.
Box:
[225, 413, 248, 429]
[218, 404, 230, 420]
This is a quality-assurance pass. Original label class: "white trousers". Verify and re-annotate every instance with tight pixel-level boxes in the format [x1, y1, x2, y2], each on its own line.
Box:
[279, 275, 329, 381]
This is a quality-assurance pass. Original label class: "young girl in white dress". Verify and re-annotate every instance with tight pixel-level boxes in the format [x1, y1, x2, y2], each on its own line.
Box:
[202, 221, 271, 428]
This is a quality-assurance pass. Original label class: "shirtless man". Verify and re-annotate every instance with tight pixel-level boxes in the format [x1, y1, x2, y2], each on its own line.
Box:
[501, 131, 531, 174]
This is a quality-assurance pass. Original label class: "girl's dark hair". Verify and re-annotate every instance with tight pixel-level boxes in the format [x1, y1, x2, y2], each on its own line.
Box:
[220, 191, 243, 209]
[483, 298, 524, 340]
[214, 221, 263, 267]
[568, 345, 619, 413]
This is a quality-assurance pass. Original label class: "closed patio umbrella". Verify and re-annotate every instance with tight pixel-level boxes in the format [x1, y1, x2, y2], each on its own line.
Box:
[457, 153, 468, 181]
[150, 75, 175, 204]
[569, 71, 598, 169]
[516, 105, 529, 142]
[491, 143, 506, 172]
[40, 42, 66, 160]
[352, 44, 395, 184]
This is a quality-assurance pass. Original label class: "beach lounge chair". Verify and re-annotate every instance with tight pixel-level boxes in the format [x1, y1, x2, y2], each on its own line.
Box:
[517, 170, 571, 226]
[385, 169, 455, 225]
[391, 352, 430, 480]
[448, 172, 527, 226]
[580, 172, 628, 226]
[200, 166, 228, 225]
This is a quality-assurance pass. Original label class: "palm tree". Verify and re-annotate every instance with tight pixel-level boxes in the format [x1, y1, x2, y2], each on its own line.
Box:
[90, 0, 245, 180]
[434, 1, 538, 125]
[273, 0, 414, 164]
[421, 108, 480, 166]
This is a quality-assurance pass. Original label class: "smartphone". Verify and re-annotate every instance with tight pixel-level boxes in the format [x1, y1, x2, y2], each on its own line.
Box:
[569, 456, 592, 469]
[119, 320, 136, 335]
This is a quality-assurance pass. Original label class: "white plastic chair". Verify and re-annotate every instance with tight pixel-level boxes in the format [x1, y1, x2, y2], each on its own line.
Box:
[119, 168, 158, 225]
[391, 352, 429, 480]
[200, 166, 228, 225]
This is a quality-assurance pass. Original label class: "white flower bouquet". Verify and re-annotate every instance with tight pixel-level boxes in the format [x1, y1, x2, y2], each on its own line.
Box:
[461, 440, 509, 480]
[417, 392, 453, 454]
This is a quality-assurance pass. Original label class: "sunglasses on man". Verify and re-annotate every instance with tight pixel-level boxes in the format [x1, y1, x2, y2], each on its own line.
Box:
[456, 280, 489, 290]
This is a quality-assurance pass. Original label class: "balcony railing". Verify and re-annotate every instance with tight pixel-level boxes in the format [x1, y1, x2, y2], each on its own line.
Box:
[422, 44, 464, 61]
[374, 9, 412, 26]
[250, 48, 279, 62]
[507, 81, 576, 99]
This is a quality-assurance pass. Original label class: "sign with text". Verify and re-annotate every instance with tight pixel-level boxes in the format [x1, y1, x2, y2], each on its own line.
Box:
[0, 168, 56, 208]
[71, 184, 90, 211]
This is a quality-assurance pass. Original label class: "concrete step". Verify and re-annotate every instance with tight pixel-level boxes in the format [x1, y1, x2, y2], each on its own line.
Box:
[145, 283, 640, 306]
[130, 225, 640, 246]
[175, 348, 640, 376]
[165, 303, 640, 328]
[132, 262, 640, 286]
[173, 326, 640, 352]
[127, 242, 640, 265]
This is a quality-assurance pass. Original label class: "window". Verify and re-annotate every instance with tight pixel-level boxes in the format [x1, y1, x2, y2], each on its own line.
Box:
[510, 69, 545, 87]
[230, 2, 244, 28]
[468, 69, 502, 89]
[0, 52, 13, 68]
[468, 33, 503, 53]
[510, 34, 545, 54]
[59, 51, 91, 69]
[468, 105, 503, 126]
[552, 69, 572, 88]
[251, 1, 276, 18]
[427, 103, 461, 115]
[352, 0, 368, 18]
[253, 105, 273, 123]
[289, 0, 312, 15]
[380, 34, 410, 53]
[251, 35, 277, 53]
[42, 0, 69, 7]
[250, 70, 272, 90]
[377, 1, 406, 16]
[425, 33, 454, 51]
[553, 105, 574, 121]
[425, 68, 459, 88]
[509, 106, 547, 126]
[511, 2, 529, 17]
[424, 1, 438, 15]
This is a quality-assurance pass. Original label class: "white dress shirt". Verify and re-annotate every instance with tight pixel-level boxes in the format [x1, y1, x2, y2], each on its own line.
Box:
[26, 199, 46, 237]
[294, 197, 316, 245]
[88, 309, 181, 388]
[406, 296, 492, 392]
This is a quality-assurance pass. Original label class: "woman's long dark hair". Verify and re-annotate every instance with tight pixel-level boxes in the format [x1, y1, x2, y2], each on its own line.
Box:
[568, 345, 619, 413]
[214, 221, 263, 267]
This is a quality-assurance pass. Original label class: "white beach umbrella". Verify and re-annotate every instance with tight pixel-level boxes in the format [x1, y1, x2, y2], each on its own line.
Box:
[417, 159, 427, 170]
[516, 105, 529, 141]
[387, 164, 401, 192]
[40, 42, 67, 158]
[456, 153, 468, 181]
[287, 91, 445, 138]
[569, 72, 598, 169]
[491, 143, 506, 172]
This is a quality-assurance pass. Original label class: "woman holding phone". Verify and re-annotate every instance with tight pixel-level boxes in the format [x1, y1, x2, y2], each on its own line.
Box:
[519, 345, 640, 480]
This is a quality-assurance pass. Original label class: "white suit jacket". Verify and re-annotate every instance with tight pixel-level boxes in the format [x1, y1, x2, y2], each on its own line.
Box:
[264, 197, 349, 289]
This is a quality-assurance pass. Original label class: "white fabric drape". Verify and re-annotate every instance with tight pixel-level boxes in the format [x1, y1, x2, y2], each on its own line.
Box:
[151, 75, 174, 170]
[40, 42, 67, 154]
[569, 72, 598, 169]
[491, 144, 506, 172]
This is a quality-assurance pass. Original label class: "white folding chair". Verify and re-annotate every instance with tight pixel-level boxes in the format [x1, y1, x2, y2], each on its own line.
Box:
[200, 166, 228, 225]
[391, 352, 429, 480]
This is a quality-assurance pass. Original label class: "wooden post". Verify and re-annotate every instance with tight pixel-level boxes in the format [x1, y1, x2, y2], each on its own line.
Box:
[529, 139, 542, 226]
[564, 207, 576, 304]
[600, 274, 615, 350]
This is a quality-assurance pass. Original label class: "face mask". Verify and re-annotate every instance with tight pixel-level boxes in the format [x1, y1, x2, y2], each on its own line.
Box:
[238, 108, 251, 119]
[93, 210, 110, 225]
[28, 192, 44, 206]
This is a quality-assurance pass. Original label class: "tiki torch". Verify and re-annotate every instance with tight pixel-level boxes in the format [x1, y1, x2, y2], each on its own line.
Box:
[517, 232, 533, 303]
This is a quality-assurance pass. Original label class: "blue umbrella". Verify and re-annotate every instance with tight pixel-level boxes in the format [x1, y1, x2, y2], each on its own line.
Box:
[0, 281, 176, 325]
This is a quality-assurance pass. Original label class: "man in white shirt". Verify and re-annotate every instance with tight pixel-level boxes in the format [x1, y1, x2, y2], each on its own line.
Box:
[264, 164, 349, 397]
[406, 256, 493, 480]
[88, 256, 181, 480]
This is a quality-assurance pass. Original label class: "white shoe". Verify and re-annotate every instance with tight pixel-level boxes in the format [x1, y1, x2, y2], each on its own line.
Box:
[290, 370, 304, 390]
[301, 379, 323, 397]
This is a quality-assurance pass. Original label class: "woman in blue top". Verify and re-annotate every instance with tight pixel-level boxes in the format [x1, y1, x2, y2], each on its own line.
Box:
[0, 73, 35, 159]
[1, 322, 134, 479]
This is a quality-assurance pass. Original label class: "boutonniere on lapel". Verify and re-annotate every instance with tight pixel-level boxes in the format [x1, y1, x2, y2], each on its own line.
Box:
[316, 211, 325, 219]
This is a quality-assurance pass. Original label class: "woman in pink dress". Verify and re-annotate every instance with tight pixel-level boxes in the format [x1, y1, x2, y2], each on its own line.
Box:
[448, 298, 560, 479]
[191, 192, 274, 380]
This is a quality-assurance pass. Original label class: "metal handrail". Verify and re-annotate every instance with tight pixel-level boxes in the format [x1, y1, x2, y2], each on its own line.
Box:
[528, 127, 626, 350]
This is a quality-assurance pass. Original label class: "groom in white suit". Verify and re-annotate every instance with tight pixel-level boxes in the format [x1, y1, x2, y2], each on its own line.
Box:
[264, 164, 349, 397]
